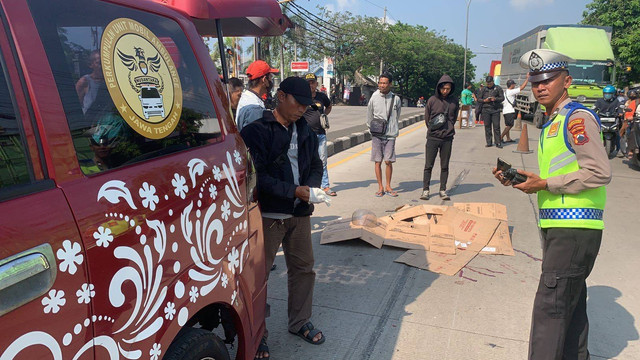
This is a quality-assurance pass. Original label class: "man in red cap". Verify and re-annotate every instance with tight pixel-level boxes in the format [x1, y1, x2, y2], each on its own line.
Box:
[236, 60, 279, 131]
[241, 76, 325, 359]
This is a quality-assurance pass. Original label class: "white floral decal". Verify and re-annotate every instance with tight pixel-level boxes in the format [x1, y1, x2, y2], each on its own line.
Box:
[209, 184, 218, 200]
[221, 200, 231, 221]
[221, 273, 229, 288]
[149, 343, 161, 360]
[222, 151, 246, 219]
[97, 180, 138, 209]
[188, 159, 207, 188]
[172, 173, 188, 199]
[233, 150, 242, 165]
[164, 302, 176, 320]
[76, 283, 95, 304]
[93, 226, 114, 248]
[212, 165, 222, 181]
[189, 286, 199, 303]
[231, 290, 237, 305]
[139, 182, 159, 211]
[42, 289, 66, 314]
[56, 240, 84, 275]
[227, 247, 240, 274]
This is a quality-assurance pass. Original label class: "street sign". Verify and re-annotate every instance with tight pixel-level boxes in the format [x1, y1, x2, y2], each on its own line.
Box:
[324, 57, 334, 78]
[291, 61, 309, 72]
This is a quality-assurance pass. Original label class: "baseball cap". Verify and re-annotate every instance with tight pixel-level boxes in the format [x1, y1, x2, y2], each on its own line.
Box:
[519, 49, 574, 83]
[246, 60, 279, 80]
[304, 73, 317, 81]
[506, 79, 516, 87]
[279, 76, 313, 105]
[485, 75, 494, 83]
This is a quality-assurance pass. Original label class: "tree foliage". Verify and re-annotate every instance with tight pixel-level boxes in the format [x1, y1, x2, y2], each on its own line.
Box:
[581, 0, 640, 85]
[269, 5, 474, 100]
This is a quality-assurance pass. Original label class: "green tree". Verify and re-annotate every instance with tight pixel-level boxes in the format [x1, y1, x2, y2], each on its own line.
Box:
[581, 0, 640, 85]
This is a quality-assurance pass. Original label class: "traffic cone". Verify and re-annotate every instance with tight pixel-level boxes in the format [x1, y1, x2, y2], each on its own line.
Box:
[513, 123, 533, 154]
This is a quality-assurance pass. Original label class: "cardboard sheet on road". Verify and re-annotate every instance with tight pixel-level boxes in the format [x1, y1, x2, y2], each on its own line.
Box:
[394, 248, 478, 276]
[320, 202, 513, 275]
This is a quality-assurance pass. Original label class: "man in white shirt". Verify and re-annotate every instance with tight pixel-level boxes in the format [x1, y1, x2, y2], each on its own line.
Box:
[236, 60, 279, 131]
[501, 74, 529, 143]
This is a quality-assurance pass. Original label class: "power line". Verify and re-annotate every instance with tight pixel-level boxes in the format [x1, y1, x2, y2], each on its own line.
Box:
[287, 6, 342, 39]
[291, 20, 338, 44]
[287, 7, 343, 40]
[289, 2, 345, 33]
[362, 0, 384, 10]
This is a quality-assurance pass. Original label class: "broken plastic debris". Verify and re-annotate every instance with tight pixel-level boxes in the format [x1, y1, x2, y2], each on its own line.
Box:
[351, 209, 378, 227]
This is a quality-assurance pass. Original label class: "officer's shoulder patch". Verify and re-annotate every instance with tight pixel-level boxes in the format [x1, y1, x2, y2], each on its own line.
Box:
[568, 118, 589, 145]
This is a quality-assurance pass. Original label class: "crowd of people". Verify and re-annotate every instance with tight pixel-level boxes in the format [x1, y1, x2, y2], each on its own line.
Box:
[229, 47, 620, 358]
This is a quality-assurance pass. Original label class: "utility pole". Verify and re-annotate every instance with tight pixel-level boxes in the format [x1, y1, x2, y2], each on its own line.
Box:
[281, 37, 286, 79]
[294, 42, 297, 62]
[463, 0, 472, 86]
[232, 37, 238, 77]
[379, 6, 387, 75]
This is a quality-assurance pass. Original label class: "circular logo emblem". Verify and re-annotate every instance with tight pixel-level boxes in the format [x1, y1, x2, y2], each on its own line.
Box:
[529, 51, 544, 71]
[101, 18, 182, 139]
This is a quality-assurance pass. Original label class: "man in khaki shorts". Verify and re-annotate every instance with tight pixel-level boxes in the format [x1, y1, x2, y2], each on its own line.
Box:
[367, 73, 401, 197]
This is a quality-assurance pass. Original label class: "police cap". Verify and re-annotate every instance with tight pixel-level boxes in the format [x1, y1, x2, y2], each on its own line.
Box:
[519, 49, 575, 83]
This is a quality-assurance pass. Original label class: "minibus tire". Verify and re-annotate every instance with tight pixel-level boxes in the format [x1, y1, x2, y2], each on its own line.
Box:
[164, 327, 230, 360]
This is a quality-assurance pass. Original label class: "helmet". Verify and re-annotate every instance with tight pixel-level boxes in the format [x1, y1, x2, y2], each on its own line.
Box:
[603, 85, 616, 101]
[629, 89, 638, 100]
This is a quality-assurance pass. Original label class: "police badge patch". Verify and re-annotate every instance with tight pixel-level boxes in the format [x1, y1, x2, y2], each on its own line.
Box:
[547, 122, 560, 138]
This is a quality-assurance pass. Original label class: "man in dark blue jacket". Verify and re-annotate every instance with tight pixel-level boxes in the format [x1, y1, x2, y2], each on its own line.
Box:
[241, 76, 324, 359]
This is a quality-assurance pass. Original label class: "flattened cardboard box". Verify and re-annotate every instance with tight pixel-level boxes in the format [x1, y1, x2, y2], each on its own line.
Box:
[383, 222, 456, 254]
[454, 203, 514, 256]
[438, 207, 500, 253]
[319, 219, 387, 248]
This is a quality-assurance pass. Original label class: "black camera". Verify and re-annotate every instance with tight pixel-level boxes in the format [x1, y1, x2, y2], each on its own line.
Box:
[497, 158, 527, 185]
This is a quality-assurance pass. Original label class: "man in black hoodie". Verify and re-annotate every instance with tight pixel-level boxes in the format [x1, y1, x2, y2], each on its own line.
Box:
[421, 75, 459, 200]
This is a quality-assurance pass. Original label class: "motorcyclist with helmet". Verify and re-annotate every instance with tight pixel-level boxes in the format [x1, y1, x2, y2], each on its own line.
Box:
[593, 85, 622, 114]
[593, 85, 624, 156]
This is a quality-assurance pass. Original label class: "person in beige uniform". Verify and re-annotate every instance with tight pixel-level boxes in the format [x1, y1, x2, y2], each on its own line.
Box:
[493, 49, 611, 360]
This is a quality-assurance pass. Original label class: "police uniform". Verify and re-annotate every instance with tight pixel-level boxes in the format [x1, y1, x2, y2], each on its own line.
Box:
[520, 49, 612, 360]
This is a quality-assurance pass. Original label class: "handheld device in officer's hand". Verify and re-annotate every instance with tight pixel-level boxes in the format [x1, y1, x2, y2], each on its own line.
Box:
[497, 158, 528, 185]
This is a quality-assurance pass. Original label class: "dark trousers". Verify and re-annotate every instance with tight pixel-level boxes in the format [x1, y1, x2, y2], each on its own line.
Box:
[422, 138, 452, 191]
[262, 216, 315, 337]
[529, 228, 602, 360]
[483, 111, 502, 145]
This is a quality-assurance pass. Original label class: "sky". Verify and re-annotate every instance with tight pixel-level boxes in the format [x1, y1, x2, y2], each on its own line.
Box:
[289, 0, 592, 81]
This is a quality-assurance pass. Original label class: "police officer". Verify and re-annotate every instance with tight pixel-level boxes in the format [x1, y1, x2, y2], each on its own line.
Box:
[493, 49, 612, 360]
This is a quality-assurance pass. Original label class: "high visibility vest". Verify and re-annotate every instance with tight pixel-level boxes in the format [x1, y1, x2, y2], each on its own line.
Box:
[537, 102, 606, 229]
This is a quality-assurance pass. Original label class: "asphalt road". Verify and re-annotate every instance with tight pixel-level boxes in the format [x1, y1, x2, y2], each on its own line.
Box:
[261, 107, 640, 360]
[324, 105, 425, 142]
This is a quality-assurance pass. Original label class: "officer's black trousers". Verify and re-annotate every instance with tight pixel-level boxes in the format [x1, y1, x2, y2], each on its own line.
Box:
[529, 228, 602, 360]
[483, 111, 501, 146]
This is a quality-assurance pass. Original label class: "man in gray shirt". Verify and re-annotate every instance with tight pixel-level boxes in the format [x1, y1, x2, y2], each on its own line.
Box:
[367, 73, 401, 197]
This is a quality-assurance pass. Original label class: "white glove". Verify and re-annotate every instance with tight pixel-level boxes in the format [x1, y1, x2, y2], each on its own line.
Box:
[309, 187, 332, 206]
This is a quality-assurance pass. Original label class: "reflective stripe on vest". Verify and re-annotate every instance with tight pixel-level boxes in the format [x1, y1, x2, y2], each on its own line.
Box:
[537, 102, 606, 230]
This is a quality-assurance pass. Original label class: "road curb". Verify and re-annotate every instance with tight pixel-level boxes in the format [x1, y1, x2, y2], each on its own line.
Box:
[326, 113, 424, 157]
